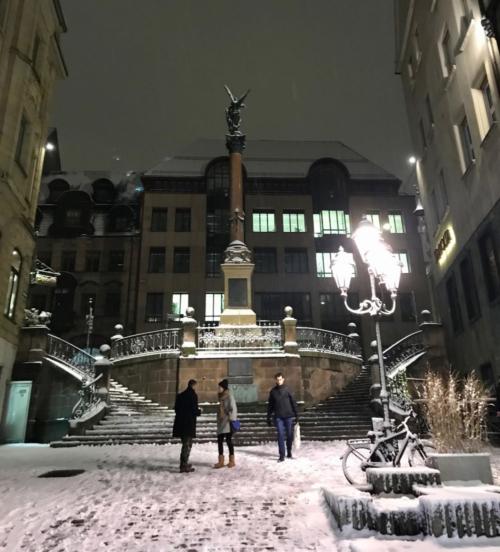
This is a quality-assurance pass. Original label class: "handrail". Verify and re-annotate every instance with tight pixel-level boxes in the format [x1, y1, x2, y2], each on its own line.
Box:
[197, 325, 282, 350]
[111, 327, 181, 358]
[296, 327, 362, 358]
[384, 330, 425, 378]
[47, 334, 96, 378]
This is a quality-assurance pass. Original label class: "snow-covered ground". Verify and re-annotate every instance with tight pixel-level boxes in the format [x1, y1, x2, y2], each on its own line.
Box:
[1, 441, 500, 551]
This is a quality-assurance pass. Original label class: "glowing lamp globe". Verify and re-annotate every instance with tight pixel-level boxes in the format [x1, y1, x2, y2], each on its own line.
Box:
[331, 246, 356, 295]
[352, 218, 381, 265]
[380, 253, 403, 294]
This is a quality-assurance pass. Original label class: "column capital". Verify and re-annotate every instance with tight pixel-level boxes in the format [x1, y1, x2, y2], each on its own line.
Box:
[226, 134, 246, 153]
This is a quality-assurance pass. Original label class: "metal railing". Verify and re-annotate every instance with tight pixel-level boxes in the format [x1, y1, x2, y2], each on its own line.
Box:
[384, 330, 425, 378]
[47, 334, 96, 378]
[111, 328, 181, 359]
[197, 325, 282, 351]
[296, 327, 362, 357]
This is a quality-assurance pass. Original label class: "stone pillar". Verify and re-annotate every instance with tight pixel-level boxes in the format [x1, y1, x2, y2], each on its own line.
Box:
[181, 307, 197, 356]
[17, 325, 50, 363]
[110, 324, 124, 344]
[94, 344, 112, 403]
[283, 306, 298, 354]
[226, 134, 246, 244]
[419, 310, 449, 375]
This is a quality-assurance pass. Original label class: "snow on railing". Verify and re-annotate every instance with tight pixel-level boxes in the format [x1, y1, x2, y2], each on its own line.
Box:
[47, 334, 96, 378]
[111, 328, 181, 359]
[296, 327, 362, 358]
[384, 330, 425, 379]
[197, 325, 282, 351]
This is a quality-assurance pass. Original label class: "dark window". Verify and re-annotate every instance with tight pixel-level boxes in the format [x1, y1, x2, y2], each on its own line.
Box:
[206, 250, 222, 277]
[446, 273, 464, 334]
[145, 293, 163, 323]
[319, 292, 359, 332]
[112, 215, 130, 232]
[148, 247, 166, 273]
[206, 160, 230, 194]
[92, 180, 114, 203]
[254, 292, 312, 324]
[108, 250, 124, 272]
[459, 116, 475, 169]
[284, 248, 308, 273]
[460, 254, 481, 321]
[175, 208, 191, 232]
[399, 292, 417, 322]
[61, 251, 76, 272]
[80, 293, 96, 317]
[151, 208, 168, 232]
[173, 247, 190, 273]
[207, 209, 229, 235]
[85, 251, 100, 272]
[254, 248, 277, 273]
[4, 249, 22, 319]
[105, 292, 121, 317]
[48, 179, 69, 202]
[15, 115, 28, 168]
[65, 208, 82, 227]
[478, 230, 500, 301]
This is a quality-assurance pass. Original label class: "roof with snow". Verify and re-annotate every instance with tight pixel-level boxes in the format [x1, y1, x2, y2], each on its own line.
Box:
[145, 139, 397, 181]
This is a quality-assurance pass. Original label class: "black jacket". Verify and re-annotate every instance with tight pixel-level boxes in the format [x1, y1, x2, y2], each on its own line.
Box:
[267, 384, 298, 420]
[172, 386, 201, 438]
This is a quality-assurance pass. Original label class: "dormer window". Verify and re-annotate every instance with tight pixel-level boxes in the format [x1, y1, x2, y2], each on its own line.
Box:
[92, 179, 115, 203]
[48, 179, 69, 202]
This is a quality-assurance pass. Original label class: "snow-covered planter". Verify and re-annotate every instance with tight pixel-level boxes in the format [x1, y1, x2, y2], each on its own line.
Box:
[366, 466, 441, 495]
[425, 453, 493, 485]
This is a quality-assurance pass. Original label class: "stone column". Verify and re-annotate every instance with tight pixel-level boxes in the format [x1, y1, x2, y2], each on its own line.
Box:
[227, 134, 246, 244]
[419, 309, 449, 375]
[181, 307, 197, 356]
[94, 344, 112, 404]
[283, 306, 298, 354]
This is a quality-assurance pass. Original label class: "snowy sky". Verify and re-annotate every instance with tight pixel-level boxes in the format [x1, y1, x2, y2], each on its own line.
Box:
[51, 0, 413, 180]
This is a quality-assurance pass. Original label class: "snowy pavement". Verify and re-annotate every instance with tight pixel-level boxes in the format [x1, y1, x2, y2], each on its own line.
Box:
[1, 441, 500, 551]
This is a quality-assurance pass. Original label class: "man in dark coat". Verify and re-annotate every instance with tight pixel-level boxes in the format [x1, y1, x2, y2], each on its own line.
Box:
[267, 372, 298, 462]
[172, 379, 201, 473]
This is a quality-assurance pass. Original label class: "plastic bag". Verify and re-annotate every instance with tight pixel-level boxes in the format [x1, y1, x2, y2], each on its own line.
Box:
[293, 422, 301, 450]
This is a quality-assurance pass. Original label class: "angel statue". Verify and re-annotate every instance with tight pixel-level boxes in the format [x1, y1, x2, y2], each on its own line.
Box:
[224, 85, 250, 135]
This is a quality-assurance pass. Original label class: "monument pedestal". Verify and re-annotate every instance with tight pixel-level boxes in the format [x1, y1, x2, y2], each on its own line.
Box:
[219, 259, 256, 326]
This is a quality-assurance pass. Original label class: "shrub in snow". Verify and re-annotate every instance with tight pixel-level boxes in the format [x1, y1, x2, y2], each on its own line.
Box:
[422, 371, 488, 453]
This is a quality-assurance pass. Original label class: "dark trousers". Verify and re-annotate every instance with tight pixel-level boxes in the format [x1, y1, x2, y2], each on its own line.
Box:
[180, 436, 193, 467]
[275, 416, 294, 459]
[217, 433, 234, 456]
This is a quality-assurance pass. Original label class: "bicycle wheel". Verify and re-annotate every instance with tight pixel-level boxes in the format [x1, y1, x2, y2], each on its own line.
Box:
[342, 444, 385, 486]
[408, 441, 436, 467]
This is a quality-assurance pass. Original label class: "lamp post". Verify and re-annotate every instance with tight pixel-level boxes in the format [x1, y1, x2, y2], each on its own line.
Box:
[331, 218, 402, 433]
[85, 297, 94, 352]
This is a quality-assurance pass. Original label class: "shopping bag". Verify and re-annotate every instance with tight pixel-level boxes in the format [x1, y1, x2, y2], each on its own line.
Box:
[230, 419, 241, 432]
[293, 422, 301, 450]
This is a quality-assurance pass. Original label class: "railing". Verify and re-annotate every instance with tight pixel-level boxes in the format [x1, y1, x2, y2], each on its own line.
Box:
[111, 328, 181, 359]
[384, 330, 425, 378]
[197, 325, 282, 351]
[47, 334, 96, 378]
[296, 327, 362, 358]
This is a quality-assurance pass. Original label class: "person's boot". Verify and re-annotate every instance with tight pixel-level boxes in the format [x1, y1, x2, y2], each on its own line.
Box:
[227, 454, 235, 468]
[213, 455, 225, 468]
[180, 465, 195, 473]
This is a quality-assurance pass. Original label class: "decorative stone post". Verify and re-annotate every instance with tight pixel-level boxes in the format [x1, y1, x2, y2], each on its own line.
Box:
[110, 324, 124, 344]
[94, 344, 112, 404]
[347, 322, 360, 341]
[283, 306, 298, 354]
[181, 307, 197, 356]
[419, 309, 449, 375]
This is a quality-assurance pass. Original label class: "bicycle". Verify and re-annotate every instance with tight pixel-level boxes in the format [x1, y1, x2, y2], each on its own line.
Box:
[341, 410, 435, 486]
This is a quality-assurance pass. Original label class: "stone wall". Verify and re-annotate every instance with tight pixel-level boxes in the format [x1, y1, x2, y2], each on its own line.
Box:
[110, 354, 179, 406]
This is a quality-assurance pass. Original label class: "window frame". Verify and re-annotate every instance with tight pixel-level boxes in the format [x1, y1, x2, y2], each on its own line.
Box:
[148, 247, 166, 273]
[254, 247, 278, 273]
[387, 212, 406, 234]
[150, 208, 168, 232]
[282, 210, 306, 233]
[252, 210, 276, 233]
[145, 292, 164, 323]
[171, 292, 189, 320]
[173, 247, 190, 273]
[174, 208, 191, 232]
[284, 248, 309, 273]
[205, 292, 224, 322]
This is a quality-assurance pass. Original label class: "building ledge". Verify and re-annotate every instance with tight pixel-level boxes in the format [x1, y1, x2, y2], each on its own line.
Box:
[461, 159, 476, 180]
[480, 121, 498, 148]
[456, 14, 475, 53]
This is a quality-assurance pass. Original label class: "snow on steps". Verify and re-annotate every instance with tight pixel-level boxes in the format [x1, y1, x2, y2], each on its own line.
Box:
[51, 367, 373, 447]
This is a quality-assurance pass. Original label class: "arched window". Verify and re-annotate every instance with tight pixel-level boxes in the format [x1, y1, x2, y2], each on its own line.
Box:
[48, 179, 69, 203]
[4, 249, 22, 319]
[206, 158, 230, 195]
[92, 179, 115, 204]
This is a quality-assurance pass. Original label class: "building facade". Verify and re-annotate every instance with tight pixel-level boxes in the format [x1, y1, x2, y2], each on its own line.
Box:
[138, 139, 430, 355]
[0, 0, 66, 429]
[395, 0, 500, 382]
[33, 172, 142, 350]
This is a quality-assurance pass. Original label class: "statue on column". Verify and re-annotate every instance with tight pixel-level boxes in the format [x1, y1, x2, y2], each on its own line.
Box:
[224, 85, 250, 136]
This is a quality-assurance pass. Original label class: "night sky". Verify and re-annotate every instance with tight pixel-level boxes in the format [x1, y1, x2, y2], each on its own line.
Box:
[52, 0, 413, 180]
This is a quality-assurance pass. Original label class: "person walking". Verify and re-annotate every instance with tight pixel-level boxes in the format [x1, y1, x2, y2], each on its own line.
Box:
[213, 379, 238, 469]
[267, 372, 298, 462]
[172, 379, 201, 473]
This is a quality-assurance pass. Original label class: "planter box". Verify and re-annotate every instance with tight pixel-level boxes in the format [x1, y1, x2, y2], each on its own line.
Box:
[425, 453, 493, 485]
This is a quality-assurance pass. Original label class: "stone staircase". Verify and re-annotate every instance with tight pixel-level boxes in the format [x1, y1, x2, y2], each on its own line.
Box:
[52, 368, 373, 447]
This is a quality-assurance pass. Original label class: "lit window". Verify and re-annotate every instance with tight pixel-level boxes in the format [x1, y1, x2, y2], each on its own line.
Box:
[365, 212, 380, 229]
[205, 293, 224, 322]
[252, 210, 276, 232]
[171, 293, 189, 320]
[313, 210, 350, 237]
[283, 211, 306, 232]
[4, 249, 22, 319]
[395, 251, 411, 274]
[458, 116, 475, 170]
[388, 212, 406, 234]
[316, 251, 356, 278]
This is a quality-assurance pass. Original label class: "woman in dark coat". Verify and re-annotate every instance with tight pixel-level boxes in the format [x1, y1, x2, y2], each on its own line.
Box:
[172, 379, 201, 473]
[213, 379, 237, 469]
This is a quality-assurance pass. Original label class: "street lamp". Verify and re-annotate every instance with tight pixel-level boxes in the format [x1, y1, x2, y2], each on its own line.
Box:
[331, 217, 402, 432]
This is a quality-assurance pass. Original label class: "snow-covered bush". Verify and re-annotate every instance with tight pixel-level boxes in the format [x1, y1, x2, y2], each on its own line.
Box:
[422, 371, 488, 453]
